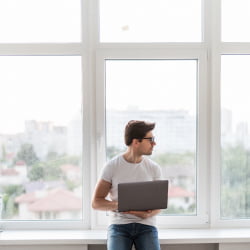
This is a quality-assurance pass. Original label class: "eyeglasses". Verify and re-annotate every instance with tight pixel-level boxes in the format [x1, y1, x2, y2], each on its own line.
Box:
[143, 137, 155, 143]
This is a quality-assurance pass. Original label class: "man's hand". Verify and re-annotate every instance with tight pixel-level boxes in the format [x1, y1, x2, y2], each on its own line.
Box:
[122, 209, 161, 219]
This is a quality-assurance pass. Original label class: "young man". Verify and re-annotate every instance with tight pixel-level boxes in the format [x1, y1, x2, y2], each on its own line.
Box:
[92, 120, 162, 250]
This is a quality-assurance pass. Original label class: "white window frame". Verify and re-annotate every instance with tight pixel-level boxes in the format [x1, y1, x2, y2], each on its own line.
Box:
[0, 0, 92, 230]
[90, 0, 210, 229]
[210, 0, 250, 228]
[93, 47, 209, 229]
[1, 0, 250, 230]
[0, 48, 89, 230]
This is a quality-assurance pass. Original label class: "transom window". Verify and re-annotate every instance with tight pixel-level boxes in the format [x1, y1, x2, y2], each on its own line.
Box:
[99, 0, 202, 42]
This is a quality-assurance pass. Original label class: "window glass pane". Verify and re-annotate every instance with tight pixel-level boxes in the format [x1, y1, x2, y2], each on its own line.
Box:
[100, 0, 202, 42]
[0, 0, 81, 42]
[221, 55, 250, 219]
[105, 60, 197, 215]
[222, 0, 250, 42]
[0, 56, 83, 221]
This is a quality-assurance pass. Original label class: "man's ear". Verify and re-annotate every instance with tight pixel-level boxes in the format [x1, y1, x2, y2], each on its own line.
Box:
[132, 138, 140, 146]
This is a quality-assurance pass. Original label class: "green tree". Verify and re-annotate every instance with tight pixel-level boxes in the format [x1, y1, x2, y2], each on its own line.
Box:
[28, 161, 62, 181]
[2, 185, 24, 219]
[221, 144, 250, 218]
[16, 143, 39, 166]
[46, 151, 58, 161]
[28, 153, 80, 182]
[152, 151, 195, 167]
[65, 179, 78, 191]
[44, 161, 62, 181]
[46, 153, 80, 166]
[28, 162, 46, 181]
[106, 146, 123, 160]
[222, 144, 247, 186]
[45, 154, 80, 181]
[1, 144, 6, 162]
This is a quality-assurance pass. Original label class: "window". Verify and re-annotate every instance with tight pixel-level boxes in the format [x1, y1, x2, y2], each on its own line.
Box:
[99, 0, 202, 42]
[1, 0, 250, 230]
[0, 56, 82, 221]
[95, 49, 208, 227]
[217, 1, 250, 226]
[221, 0, 250, 42]
[0, 0, 81, 42]
[221, 55, 250, 219]
[0, 0, 84, 229]
[210, 1, 250, 227]
[105, 59, 197, 215]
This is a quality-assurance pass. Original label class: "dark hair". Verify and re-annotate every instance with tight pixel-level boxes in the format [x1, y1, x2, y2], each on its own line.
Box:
[124, 120, 155, 146]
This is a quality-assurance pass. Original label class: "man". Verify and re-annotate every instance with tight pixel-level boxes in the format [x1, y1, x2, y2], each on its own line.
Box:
[92, 120, 162, 250]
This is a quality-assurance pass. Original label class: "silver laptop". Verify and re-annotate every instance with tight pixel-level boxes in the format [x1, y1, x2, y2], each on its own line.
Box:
[118, 180, 168, 212]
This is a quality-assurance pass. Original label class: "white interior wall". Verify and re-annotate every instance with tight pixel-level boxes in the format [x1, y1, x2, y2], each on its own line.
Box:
[0, 244, 219, 250]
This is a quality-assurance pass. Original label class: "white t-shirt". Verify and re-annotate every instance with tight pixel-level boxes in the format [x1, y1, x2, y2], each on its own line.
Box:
[100, 154, 162, 226]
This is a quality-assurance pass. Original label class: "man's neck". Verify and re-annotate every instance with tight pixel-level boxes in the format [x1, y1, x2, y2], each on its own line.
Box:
[123, 150, 142, 164]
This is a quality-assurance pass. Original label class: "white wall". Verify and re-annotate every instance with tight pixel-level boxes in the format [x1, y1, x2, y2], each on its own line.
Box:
[88, 244, 218, 250]
[5, 243, 250, 250]
[0, 246, 85, 250]
[219, 243, 250, 250]
[0, 244, 219, 250]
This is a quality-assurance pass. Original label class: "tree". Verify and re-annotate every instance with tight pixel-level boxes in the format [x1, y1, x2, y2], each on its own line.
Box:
[106, 146, 123, 160]
[28, 161, 63, 181]
[28, 154, 80, 181]
[16, 143, 39, 166]
[1, 144, 6, 162]
[152, 151, 195, 167]
[46, 152, 80, 166]
[46, 151, 58, 161]
[221, 144, 250, 218]
[2, 185, 24, 219]
[28, 162, 45, 181]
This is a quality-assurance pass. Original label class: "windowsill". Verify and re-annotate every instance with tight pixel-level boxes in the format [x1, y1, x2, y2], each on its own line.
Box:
[1, 228, 250, 245]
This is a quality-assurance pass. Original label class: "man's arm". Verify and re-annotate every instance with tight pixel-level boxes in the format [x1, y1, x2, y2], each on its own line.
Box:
[91, 179, 118, 211]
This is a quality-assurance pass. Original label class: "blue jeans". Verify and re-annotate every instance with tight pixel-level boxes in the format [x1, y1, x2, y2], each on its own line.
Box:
[107, 223, 161, 250]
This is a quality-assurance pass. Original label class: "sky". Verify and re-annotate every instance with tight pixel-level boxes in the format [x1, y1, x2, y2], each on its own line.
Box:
[106, 59, 197, 113]
[100, 0, 201, 42]
[221, 55, 250, 130]
[0, 56, 82, 134]
[0, 0, 81, 43]
[222, 0, 250, 42]
[0, 0, 249, 133]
